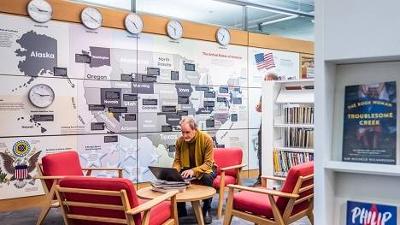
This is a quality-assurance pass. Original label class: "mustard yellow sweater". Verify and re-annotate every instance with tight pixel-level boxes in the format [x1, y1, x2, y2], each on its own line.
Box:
[172, 130, 214, 178]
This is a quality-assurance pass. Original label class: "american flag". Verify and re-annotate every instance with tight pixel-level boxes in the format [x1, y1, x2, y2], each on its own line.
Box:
[14, 165, 28, 180]
[255, 52, 275, 70]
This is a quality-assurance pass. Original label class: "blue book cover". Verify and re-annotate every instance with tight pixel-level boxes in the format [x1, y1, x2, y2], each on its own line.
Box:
[347, 200, 397, 225]
[342, 81, 397, 164]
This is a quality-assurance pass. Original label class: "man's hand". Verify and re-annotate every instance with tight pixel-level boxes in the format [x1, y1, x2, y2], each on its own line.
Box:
[181, 169, 194, 178]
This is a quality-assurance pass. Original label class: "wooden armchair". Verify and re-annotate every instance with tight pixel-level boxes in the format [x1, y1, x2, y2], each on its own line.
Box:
[213, 147, 246, 218]
[55, 176, 178, 225]
[223, 161, 314, 225]
[35, 151, 123, 225]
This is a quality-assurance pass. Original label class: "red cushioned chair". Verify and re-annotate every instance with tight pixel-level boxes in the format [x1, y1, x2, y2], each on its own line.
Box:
[55, 177, 178, 225]
[35, 151, 123, 225]
[223, 161, 314, 225]
[213, 147, 246, 218]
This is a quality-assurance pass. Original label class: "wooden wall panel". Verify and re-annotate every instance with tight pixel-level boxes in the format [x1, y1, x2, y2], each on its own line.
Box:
[0, 0, 247, 45]
[0, 195, 45, 212]
[249, 32, 314, 54]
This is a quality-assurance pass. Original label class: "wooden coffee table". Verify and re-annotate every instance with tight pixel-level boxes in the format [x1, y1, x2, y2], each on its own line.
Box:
[137, 184, 216, 225]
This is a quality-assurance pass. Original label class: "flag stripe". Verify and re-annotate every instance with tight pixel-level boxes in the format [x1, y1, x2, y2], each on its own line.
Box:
[255, 52, 275, 70]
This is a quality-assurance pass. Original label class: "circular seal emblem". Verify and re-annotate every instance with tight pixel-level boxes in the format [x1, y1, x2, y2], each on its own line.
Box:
[13, 140, 31, 157]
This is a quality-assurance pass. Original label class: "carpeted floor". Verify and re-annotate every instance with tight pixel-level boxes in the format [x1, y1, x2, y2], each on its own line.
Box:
[0, 201, 311, 225]
[0, 179, 312, 225]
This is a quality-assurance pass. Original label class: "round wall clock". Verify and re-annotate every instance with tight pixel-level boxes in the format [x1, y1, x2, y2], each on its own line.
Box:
[166, 20, 183, 40]
[80, 7, 103, 30]
[125, 13, 143, 35]
[28, 84, 55, 108]
[27, 0, 53, 23]
[216, 27, 230, 46]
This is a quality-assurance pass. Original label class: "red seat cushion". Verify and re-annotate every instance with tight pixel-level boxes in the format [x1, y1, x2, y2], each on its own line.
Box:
[41, 151, 84, 190]
[233, 161, 314, 219]
[214, 148, 243, 177]
[139, 199, 172, 225]
[233, 189, 275, 218]
[59, 176, 141, 225]
[212, 175, 236, 189]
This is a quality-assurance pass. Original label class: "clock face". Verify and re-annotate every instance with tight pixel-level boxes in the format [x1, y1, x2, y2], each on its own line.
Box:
[28, 84, 55, 108]
[216, 27, 230, 46]
[27, 0, 53, 23]
[166, 20, 183, 40]
[125, 13, 143, 35]
[81, 7, 103, 30]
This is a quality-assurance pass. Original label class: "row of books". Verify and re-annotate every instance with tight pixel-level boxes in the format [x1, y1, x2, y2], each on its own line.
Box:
[283, 105, 314, 124]
[283, 127, 314, 148]
[273, 150, 314, 177]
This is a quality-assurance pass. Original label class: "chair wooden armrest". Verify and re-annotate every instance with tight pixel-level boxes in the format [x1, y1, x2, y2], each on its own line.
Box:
[127, 190, 178, 215]
[261, 175, 286, 182]
[220, 164, 247, 171]
[82, 168, 123, 171]
[260, 175, 286, 188]
[82, 168, 124, 178]
[34, 175, 66, 180]
[227, 184, 299, 199]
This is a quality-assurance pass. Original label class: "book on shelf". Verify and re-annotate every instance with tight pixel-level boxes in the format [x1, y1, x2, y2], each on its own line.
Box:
[283, 104, 314, 124]
[342, 81, 396, 164]
[346, 200, 396, 225]
[273, 149, 314, 177]
[283, 127, 314, 148]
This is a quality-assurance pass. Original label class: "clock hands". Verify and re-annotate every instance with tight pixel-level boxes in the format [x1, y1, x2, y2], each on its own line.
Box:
[168, 25, 177, 35]
[130, 20, 138, 29]
[85, 12, 99, 23]
[32, 5, 49, 13]
[34, 91, 50, 97]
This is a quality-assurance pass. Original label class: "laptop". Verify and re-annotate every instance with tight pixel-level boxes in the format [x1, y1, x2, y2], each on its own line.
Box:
[148, 166, 195, 182]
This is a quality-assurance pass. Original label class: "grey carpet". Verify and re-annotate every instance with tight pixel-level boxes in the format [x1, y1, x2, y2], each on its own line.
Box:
[0, 179, 311, 225]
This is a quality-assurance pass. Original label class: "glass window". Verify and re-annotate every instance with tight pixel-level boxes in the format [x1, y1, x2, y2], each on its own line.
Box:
[136, 0, 244, 29]
[73, 0, 132, 11]
[246, 6, 314, 41]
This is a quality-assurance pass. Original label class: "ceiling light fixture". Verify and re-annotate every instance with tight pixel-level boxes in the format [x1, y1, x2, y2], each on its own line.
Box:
[260, 15, 299, 26]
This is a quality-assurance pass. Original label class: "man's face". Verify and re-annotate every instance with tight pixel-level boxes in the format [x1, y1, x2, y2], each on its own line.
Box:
[180, 122, 196, 142]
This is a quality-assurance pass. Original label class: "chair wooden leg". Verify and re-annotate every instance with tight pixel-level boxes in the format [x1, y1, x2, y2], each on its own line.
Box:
[217, 187, 224, 219]
[223, 188, 234, 225]
[171, 196, 179, 225]
[307, 211, 314, 225]
[36, 205, 51, 225]
[223, 211, 233, 225]
[37, 180, 58, 225]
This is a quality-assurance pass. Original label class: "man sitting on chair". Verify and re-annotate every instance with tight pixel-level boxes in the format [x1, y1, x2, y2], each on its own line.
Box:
[173, 117, 216, 224]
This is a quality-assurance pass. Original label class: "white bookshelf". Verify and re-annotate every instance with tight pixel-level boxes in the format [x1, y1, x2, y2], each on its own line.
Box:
[315, 1, 400, 224]
[262, 79, 314, 187]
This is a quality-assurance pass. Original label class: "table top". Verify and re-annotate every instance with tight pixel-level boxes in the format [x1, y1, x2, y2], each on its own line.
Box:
[137, 184, 216, 202]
